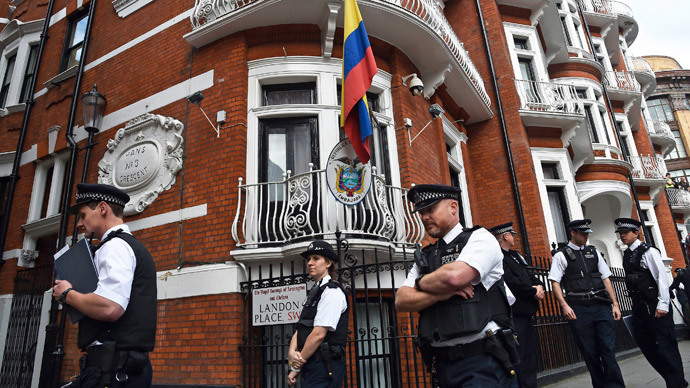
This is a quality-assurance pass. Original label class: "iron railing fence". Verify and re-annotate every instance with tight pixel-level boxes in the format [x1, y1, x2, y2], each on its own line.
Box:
[238, 245, 636, 387]
[231, 167, 424, 248]
[667, 188, 690, 207]
[627, 154, 667, 180]
[515, 79, 583, 115]
[0, 265, 54, 388]
[529, 256, 635, 372]
[604, 71, 641, 92]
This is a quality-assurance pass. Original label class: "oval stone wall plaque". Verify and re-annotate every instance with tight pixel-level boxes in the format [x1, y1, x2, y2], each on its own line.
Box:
[114, 141, 160, 189]
[98, 113, 184, 215]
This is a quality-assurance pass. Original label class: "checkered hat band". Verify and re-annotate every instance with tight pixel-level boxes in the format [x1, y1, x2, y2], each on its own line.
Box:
[618, 222, 637, 230]
[414, 191, 455, 203]
[76, 192, 127, 207]
[493, 227, 512, 235]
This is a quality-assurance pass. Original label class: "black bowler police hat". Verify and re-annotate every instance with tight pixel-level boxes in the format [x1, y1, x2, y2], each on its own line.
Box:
[301, 240, 339, 263]
[567, 219, 593, 233]
[406, 184, 461, 213]
[614, 217, 641, 233]
[489, 222, 517, 236]
[68, 183, 130, 214]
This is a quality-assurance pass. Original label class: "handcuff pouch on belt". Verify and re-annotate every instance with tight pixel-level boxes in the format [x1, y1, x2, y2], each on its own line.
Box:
[79, 342, 148, 387]
[314, 342, 344, 380]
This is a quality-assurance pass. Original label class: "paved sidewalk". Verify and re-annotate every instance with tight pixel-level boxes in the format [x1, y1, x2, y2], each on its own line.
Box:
[543, 340, 690, 387]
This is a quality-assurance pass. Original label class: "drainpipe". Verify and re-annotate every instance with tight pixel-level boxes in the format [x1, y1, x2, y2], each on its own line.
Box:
[45, 1, 99, 387]
[475, 0, 531, 256]
[578, 2, 653, 244]
[0, 0, 56, 268]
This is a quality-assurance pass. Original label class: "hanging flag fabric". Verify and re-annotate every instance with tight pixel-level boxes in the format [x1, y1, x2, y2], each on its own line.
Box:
[341, 0, 378, 165]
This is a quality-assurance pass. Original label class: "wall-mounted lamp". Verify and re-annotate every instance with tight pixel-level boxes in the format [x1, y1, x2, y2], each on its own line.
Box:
[407, 103, 445, 146]
[187, 91, 221, 138]
[82, 84, 107, 134]
[401, 73, 424, 96]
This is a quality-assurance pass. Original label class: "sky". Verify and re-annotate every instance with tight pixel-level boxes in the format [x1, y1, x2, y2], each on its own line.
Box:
[623, 0, 690, 69]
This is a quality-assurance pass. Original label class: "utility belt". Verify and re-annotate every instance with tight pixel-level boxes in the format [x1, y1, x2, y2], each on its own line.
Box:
[79, 341, 149, 387]
[418, 329, 520, 378]
[308, 343, 344, 381]
[566, 290, 611, 306]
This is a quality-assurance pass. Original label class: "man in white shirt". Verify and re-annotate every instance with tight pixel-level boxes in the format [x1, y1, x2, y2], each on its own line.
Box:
[395, 184, 516, 387]
[53, 183, 156, 387]
[548, 219, 624, 388]
[615, 217, 686, 388]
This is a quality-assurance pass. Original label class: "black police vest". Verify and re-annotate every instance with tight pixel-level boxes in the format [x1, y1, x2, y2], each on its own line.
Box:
[559, 245, 605, 295]
[77, 231, 157, 351]
[623, 243, 658, 303]
[417, 227, 512, 346]
[296, 280, 348, 349]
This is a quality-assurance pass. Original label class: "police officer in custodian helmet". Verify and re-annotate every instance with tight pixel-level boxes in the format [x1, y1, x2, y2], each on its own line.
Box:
[395, 184, 518, 387]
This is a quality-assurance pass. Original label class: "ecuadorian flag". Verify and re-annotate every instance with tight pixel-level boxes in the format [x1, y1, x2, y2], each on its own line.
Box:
[341, 0, 377, 165]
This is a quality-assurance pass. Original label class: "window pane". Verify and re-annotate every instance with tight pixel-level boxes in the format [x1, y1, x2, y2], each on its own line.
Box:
[518, 58, 535, 81]
[514, 37, 529, 50]
[542, 163, 559, 179]
[20, 45, 39, 102]
[71, 15, 88, 47]
[0, 54, 16, 108]
[263, 82, 315, 105]
[547, 188, 569, 243]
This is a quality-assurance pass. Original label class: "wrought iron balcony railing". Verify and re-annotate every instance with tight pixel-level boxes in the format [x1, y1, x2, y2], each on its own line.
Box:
[611, 0, 634, 18]
[632, 57, 654, 78]
[604, 71, 641, 92]
[627, 154, 667, 180]
[189, 0, 490, 108]
[648, 120, 674, 139]
[515, 79, 583, 115]
[579, 0, 613, 15]
[667, 188, 690, 207]
[231, 166, 424, 247]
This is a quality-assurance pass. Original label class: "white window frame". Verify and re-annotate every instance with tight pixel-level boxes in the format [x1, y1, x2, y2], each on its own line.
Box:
[639, 201, 667, 258]
[246, 56, 398, 186]
[556, 0, 590, 58]
[591, 38, 613, 72]
[0, 20, 42, 114]
[442, 116, 472, 228]
[504, 23, 549, 82]
[532, 148, 583, 246]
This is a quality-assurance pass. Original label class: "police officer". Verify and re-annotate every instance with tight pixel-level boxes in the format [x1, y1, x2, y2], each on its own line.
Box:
[395, 184, 517, 387]
[490, 222, 544, 388]
[52, 183, 157, 387]
[615, 217, 687, 388]
[287, 240, 348, 388]
[548, 219, 624, 388]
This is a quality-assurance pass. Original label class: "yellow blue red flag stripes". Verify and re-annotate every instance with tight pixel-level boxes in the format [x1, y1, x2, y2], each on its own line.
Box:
[341, 0, 377, 165]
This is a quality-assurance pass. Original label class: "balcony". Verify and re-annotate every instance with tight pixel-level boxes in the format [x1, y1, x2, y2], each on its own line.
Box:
[647, 120, 676, 157]
[666, 188, 690, 221]
[515, 78, 585, 134]
[611, 0, 638, 45]
[231, 167, 424, 251]
[627, 154, 667, 181]
[185, 0, 493, 123]
[631, 57, 656, 97]
[604, 71, 640, 93]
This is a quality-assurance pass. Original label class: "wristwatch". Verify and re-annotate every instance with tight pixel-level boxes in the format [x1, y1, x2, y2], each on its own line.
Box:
[414, 275, 424, 292]
[59, 288, 73, 304]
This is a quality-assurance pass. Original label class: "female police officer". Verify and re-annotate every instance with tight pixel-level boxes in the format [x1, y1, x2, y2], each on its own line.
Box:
[288, 240, 348, 387]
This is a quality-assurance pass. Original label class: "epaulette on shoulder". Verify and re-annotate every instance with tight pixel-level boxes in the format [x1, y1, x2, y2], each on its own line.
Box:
[422, 244, 434, 253]
[465, 225, 482, 233]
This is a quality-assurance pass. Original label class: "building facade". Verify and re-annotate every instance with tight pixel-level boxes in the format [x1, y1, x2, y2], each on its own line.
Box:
[0, 0, 684, 386]
[643, 55, 690, 237]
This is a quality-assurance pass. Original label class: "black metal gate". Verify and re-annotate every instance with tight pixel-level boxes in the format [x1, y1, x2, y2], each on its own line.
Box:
[239, 247, 638, 387]
[239, 244, 433, 388]
[0, 265, 54, 388]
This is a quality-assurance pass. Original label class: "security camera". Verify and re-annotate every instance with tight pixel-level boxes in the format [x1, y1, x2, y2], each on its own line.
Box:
[429, 103, 444, 119]
[402, 74, 424, 97]
[187, 91, 204, 105]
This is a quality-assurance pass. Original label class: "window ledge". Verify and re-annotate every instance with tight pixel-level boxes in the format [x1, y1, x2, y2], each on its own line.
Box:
[112, 0, 156, 18]
[2, 103, 26, 115]
[43, 65, 78, 90]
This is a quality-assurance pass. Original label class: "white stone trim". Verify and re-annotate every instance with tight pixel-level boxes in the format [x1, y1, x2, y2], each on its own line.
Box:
[127, 203, 208, 232]
[442, 115, 472, 227]
[112, 0, 157, 18]
[503, 22, 550, 83]
[157, 262, 244, 299]
[639, 200, 667, 258]
[2, 249, 21, 260]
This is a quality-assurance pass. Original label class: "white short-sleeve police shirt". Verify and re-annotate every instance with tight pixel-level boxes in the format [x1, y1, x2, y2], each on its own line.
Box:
[313, 275, 348, 331]
[548, 241, 612, 284]
[93, 224, 136, 311]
